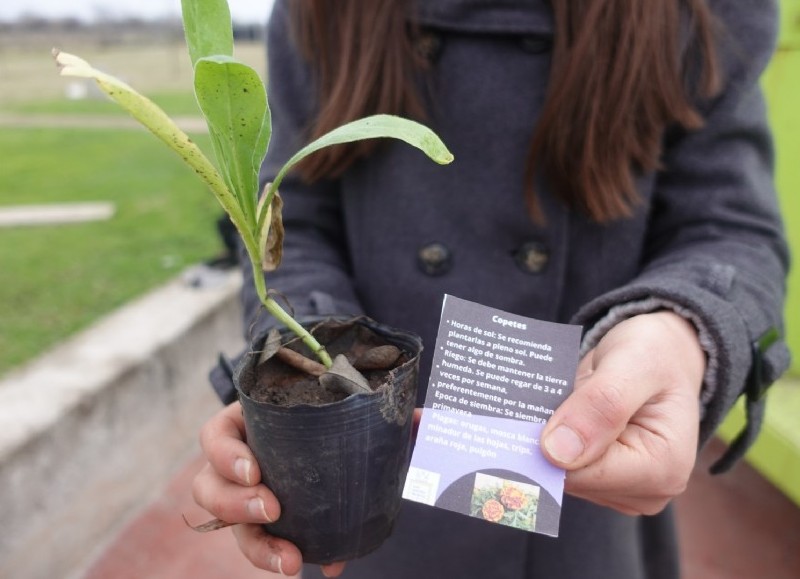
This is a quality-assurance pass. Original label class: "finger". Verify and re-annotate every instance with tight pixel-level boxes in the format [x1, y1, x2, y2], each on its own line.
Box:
[192, 463, 280, 524]
[564, 421, 696, 515]
[232, 523, 304, 576]
[322, 561, 347, 577]
[541, 356, 656, 469]
[199, 402, 260, 486]
[412, 408, 422, 439]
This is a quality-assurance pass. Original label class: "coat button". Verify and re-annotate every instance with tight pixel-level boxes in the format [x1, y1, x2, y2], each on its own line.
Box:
[514, 241, 549, 274]
[520, 36, 552, 54]
[415, 30, 444, 63]
[418, 242, 452, 276]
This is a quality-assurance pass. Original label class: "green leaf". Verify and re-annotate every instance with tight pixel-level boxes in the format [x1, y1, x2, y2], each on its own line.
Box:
[52, 49, 256, 254]
[194, 56, 271, 226]
[181, 0, 233, 66]
[258, 114, 454, 229]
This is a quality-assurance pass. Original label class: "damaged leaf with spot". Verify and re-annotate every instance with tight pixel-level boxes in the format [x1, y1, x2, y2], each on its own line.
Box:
[194, 56, 271, 225]
[320, 354, 373, 396]
[353, 345, 402, 370]
[182, 514, 233, 533]
[258, 187, 284, 272]
[257, 328, 283, 365]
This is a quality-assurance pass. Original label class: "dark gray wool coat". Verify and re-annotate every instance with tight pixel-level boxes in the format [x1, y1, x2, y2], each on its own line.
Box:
[211, 0, 790, 577]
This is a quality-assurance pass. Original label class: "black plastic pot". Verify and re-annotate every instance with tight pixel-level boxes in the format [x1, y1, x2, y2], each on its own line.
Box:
[234, 317, 421, 564]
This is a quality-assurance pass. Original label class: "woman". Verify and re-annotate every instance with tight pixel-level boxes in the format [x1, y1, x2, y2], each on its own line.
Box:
[195, 0, 790, 577]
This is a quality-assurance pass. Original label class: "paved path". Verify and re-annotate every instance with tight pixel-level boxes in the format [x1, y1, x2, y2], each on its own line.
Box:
[0, 112, 207, 133]
[0, 201, 115, 228]
[82, 438, 800, 579]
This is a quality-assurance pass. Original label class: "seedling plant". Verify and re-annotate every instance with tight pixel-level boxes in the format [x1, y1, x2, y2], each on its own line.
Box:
[53, 0, 453, 370]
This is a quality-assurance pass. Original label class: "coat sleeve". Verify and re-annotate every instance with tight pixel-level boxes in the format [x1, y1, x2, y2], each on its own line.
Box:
[209, 0, 365, 403]
[572, 0, 791, 472]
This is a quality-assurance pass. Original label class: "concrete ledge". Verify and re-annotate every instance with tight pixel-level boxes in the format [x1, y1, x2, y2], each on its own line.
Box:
[0, 265, 244, 579]
[0, 202, 116, 228]
[0, 113, 209, 133]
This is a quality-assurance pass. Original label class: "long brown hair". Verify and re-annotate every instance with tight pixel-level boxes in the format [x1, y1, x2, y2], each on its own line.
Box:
[291, 0, 720, 223]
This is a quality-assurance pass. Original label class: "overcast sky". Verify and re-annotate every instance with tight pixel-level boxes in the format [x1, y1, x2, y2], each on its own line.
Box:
[0, 0, 275, 23]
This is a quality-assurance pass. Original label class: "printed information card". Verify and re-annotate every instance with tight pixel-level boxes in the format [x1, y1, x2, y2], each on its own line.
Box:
[402, 295, 582, 537]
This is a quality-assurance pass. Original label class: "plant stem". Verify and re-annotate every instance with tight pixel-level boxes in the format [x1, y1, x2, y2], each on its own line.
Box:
[250, 260, 333, 369]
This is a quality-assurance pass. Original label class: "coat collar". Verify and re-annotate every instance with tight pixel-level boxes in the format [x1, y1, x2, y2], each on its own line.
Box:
[413, 0, 553, 35]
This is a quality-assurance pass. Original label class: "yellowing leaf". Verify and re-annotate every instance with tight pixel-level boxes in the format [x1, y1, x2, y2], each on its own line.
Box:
[51, 49, 257, 255]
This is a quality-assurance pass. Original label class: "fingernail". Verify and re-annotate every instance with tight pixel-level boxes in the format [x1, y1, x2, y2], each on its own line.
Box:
[268, 554, 284, 575]
[544, 424, 584, 465]
[234, 457, 251, 485]
[247, 497, 272, 522]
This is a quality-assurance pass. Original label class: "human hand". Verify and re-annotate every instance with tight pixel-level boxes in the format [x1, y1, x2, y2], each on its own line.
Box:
[541, 311, 706, 515]
[192, 402, 347, 577]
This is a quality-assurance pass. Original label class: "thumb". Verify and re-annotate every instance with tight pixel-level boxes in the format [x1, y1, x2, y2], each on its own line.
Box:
[540, 351, 652, 470]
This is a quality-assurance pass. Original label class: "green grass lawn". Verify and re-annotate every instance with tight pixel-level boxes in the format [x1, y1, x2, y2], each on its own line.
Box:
[0, 126, 224, 376]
